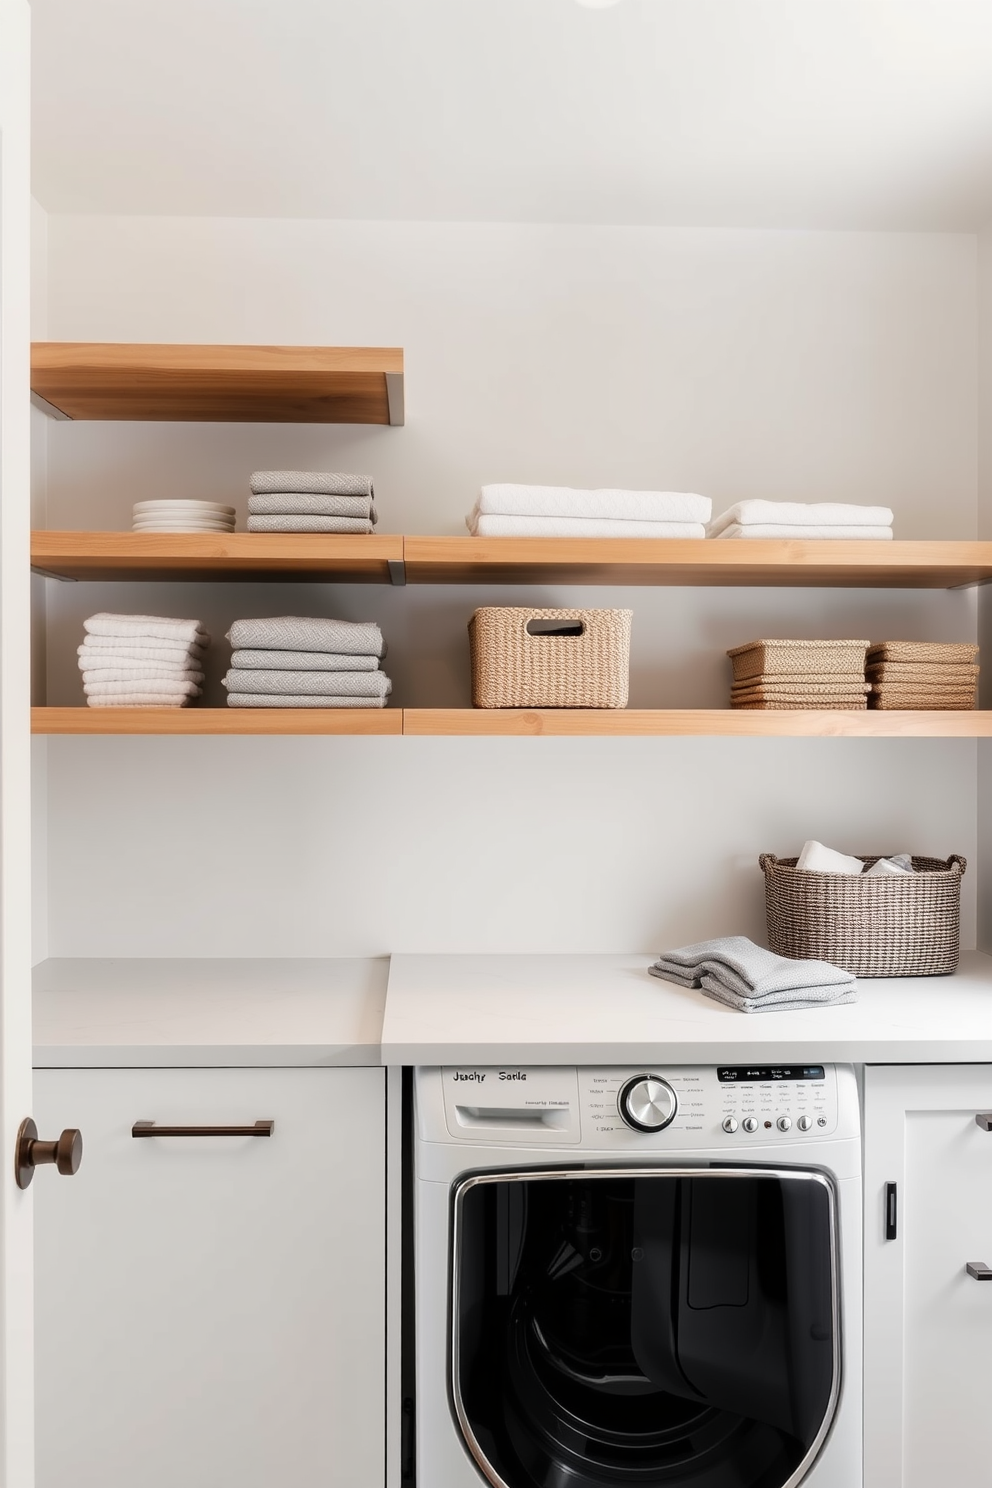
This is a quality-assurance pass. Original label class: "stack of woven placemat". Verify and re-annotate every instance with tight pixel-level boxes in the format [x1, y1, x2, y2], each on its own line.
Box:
[867, 641, 979, 710]
[727, 639, 870, 710]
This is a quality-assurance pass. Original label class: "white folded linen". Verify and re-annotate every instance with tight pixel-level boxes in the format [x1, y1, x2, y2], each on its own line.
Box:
[84, 613, 208, 644]
[81, 667, 205, 684]
[84, 677, 202, 698]
[468, 515, 707, 538]
[473, 485, 712, 524]
[78, 640, 206, 663]
[249, 471, 373, 497]
[796, 840, 865, 874]
[712, 524, 893, 540]
[87, 696, 194, 708]
[707, 501, 894, 538]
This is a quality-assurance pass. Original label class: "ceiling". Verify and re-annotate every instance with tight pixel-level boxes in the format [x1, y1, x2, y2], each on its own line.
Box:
[30, 0, 992, 228]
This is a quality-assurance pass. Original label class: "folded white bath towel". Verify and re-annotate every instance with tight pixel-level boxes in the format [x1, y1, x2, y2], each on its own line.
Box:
[78, 640, 206, 664]
[473, 485, 712, 524]
[707, 501, 894, 538]
[712, 523, 893, 541]
[796, 840, 865, 874]
[468, 515, 707, 539]
[84, 613, 208, 644]
[87, 695, 194, 708]
[84, 677, 202, 698]
[81, 666, 205, 684]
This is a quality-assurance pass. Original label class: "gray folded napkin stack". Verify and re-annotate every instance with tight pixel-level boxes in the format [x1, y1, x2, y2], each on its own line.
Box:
[247, 471, 378, 534]
[223, 616, 392, 708]
[648, 936, 857, 1013]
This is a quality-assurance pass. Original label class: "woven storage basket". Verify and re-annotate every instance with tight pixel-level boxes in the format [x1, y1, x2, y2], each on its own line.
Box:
[759, 853, 966, 977]
[727, 639, 869, 683]
[469, 607, 632, 708]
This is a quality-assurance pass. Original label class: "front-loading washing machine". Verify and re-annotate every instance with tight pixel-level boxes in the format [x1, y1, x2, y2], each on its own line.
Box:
[413, 1062, 861, 1488]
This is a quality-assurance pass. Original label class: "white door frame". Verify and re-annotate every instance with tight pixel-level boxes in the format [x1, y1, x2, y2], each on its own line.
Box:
[0, 0, 37, 1482]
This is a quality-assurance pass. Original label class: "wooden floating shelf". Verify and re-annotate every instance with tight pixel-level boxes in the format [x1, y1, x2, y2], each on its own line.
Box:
[402, 537, 992, 588]
[31, 708, 992, 738]
[32, 534, 992, 589]
[31, 531, 405, 585]
[30, 343, 405, 425]
[32, 708, 403, 736]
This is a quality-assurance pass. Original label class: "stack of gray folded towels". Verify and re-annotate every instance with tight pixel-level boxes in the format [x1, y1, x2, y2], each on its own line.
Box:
[248, 471, 377, 533]
[223, 616, 392, 708]
[648, 936, 857, 1013]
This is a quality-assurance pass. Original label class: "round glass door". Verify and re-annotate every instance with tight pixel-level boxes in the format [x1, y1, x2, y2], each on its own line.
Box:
[451, 1169, 837, 1488]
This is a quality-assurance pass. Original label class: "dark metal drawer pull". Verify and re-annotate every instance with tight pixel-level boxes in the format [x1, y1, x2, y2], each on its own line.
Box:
[966, 1261, 992, 1280]
[132, 1120, 274, 1138]
[975, 1114, 992, 1131]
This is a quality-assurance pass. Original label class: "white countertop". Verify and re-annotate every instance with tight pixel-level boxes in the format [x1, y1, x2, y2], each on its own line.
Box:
[33, 957, 387, 1067]
[33, 950, 992, 1067]
[380, 950, 992, 1065]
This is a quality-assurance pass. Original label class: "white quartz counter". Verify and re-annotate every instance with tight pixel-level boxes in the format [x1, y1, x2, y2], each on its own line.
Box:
[380, 950, 992, 1065]
[33, 957, 387, 1067]
[33, 950, 992, 1067]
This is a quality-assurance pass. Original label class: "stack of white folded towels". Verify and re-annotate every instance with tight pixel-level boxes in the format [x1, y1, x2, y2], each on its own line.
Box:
[466, 485, 711, 538]
[222, 616, 392, 708]
[707, 501, 893, 540]
[78, 613, 209, 708]
[248, 472, 377, 533]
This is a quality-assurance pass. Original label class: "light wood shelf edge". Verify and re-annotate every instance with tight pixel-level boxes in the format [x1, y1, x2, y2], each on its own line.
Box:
[32, 708, 403, 736]
[401, 709, 992, 737]
[30, 531, 405, 584]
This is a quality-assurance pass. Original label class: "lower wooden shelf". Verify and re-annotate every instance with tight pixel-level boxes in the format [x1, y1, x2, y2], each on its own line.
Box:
[31, 707, 992, 737]
[32, 708, 403, 736]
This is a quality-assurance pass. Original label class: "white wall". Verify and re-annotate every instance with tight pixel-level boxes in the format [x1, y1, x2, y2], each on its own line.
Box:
[37, 216, 981, 956]
[976, 223, 992, 951]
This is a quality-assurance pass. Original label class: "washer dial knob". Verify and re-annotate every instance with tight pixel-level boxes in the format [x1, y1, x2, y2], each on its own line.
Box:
[617, 1075, 678, 1133]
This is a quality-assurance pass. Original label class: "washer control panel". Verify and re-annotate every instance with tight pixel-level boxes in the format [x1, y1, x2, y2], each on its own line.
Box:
[437, 1064, 843, 1146]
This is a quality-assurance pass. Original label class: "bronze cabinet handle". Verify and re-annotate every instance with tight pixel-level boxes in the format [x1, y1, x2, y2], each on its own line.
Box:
[131, 1120, 274, 1138]
[15, 1118, 83, 1189]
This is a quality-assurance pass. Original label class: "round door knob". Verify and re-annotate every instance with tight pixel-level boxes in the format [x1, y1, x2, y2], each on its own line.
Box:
[617, 1075, 677, 1133]
[15, 1119, 83, 1190]
[722, 1117, 738, 1134]
[777, 1116, 792, 1132]
[742, 1117, 759, 1133]
[797, 1114, 813, 1132]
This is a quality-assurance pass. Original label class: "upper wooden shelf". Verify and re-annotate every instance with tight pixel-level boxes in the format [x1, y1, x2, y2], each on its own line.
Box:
[402, 537, 992, 588]
[31, 531, 404, 585]
[31, 708, 992, 738]
[30, 343, 405, 425]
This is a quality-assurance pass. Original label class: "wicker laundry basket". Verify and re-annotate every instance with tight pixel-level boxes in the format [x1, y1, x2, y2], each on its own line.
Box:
[759, 853, 966, 977]
[469, 607, 632, 708]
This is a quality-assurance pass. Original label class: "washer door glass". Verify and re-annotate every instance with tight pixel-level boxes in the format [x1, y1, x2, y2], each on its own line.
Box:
[451, 1169, 837, 1488]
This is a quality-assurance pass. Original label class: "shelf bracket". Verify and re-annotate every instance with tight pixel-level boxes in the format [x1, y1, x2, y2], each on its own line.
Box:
[30, 391, 72, 422]
[385, 372, 405, 427]
[388, 559, 407, 587]
[30, 566, 76, 583]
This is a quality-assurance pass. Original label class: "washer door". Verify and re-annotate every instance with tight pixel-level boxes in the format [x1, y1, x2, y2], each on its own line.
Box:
[451, 1167, 838, 1488]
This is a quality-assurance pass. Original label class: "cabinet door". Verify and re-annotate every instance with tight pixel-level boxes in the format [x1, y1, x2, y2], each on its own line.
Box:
[864, 1065, 992, 1488]
[34, 1067, 385, 1488]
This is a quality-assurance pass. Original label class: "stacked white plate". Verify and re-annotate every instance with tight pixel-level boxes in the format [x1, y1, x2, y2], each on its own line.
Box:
[133, 500, 236, 533]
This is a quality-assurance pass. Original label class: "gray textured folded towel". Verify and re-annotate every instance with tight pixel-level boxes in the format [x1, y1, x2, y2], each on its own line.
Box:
[223, 668, 391, 697]
[226, 616, 385, 657]
[246, 516, 376, 534]
[698, 980, 858, 1015]
[249, 471, 374, 497]
[230, 649, 380, 671]
[226, 693, 387, 708]
[649, 936, 855, 999]
[248, 494, 376, 519]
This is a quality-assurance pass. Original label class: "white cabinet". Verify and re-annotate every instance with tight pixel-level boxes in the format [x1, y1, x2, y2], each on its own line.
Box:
[34, 1066, 386, 1488]
[864, 1064, 992, 1488]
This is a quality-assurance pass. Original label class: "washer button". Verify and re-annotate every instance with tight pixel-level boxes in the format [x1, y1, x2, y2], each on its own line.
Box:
[742, 1117, 759, 1133]
[797, 1114, 813, 1132]
[777, 1116, 792, 1132]
[722, 1117, 738, 1134]
[817, 1115, 828, 1128]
